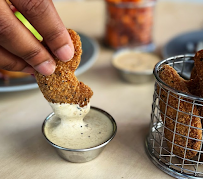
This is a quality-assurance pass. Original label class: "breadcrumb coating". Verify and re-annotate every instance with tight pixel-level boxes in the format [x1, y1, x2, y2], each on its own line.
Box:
[35, 29, 93, 107]
[158, 64, 202, 159]
[187, 50, 203, 124]
[193, 50, 203, 97]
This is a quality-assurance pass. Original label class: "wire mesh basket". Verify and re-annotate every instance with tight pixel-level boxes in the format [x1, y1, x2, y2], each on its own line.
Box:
[145, 54, 203, 178]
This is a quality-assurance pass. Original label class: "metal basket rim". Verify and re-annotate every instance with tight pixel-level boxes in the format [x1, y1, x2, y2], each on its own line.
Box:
[153, 54, 203, 102]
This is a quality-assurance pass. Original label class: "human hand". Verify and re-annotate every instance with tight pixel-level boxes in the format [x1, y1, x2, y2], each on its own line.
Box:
[0, 0, 74, 76]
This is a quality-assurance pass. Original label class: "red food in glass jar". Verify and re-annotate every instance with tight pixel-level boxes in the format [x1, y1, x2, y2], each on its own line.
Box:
[105, 0, 156, 49]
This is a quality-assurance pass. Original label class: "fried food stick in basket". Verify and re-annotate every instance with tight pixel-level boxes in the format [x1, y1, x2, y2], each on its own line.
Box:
[159, 65, 202, 159]
[193, 50, 203, 97]
[35, 29, 93, 107]
[186, 50, 203, 116]
[185, 67, 201, 97]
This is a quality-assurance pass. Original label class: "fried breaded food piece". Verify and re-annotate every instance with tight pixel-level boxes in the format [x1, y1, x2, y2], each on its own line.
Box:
[35, 29, 93, 107]
[185, 77, 201, 97]
[184, 51, 203, 97]
[186, 51, 203, 117]
[159, 64, 202, 159]
[185, 55, 201, 97]
[193, 50, 203, 97]
[190, 64, 197, 80]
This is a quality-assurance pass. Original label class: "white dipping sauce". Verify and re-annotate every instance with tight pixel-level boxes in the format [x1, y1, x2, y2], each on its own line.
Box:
[44, 103, 113, 149]
[113, 51, 160, 72]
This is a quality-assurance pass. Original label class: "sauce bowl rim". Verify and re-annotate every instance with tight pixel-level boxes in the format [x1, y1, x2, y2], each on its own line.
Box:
[42, 106, 117, 152]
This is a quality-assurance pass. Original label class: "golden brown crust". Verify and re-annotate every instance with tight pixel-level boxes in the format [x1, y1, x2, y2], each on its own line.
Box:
[35, 29, 93, 107]
[193, 50, 203, 97]
[190, 64, 197, 80]
[159, 65, 202, 159]
[185, 77, 201, 97]
[185, 52, 202, 97]
[186, 50, 203, 120]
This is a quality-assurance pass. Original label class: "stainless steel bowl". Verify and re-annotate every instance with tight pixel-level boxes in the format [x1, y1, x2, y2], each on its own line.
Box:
[114, 67, 154, 84]
[42, 106, 117, 163]
[112, 49, 159, 84]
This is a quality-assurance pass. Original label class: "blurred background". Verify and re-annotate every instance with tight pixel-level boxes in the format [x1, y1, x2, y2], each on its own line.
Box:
[1, 1, 203, 178]
[51, 0, 203, 55]
[1, 0, 203, 87]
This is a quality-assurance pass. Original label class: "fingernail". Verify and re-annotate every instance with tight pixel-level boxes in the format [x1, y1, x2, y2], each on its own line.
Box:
[35, 60, 56, 76]
[22, 66, 35, 74]
[55, 44, 74, 62]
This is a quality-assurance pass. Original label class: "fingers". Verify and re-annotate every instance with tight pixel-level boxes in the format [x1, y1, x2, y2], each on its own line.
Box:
[11, 0, 74, 62]
[0, 45, 27, 71]
[0, 1, 55, 76]
[0, 46, 35, 74]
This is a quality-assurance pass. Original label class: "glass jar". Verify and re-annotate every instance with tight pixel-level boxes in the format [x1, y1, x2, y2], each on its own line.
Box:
[105, 0, 156, 49]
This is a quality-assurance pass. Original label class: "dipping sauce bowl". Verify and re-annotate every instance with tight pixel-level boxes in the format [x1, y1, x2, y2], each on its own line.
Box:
[42, 106, 117, 163]
[112, 49, 160, 84]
